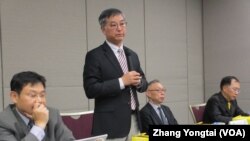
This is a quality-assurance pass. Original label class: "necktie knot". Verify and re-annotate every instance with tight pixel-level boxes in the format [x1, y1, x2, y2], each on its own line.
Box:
[117, 49, 124, 57]
[118, 48, 123, 54]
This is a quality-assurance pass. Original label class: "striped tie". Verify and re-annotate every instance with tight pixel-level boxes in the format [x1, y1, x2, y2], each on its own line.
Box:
[117, 49, 136, 110]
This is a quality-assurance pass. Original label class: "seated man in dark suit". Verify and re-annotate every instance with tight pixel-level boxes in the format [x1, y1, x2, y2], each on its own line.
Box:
[140, 79, 178, 134]
[0, 71, 75, 141]
[203, 76, 249, 124]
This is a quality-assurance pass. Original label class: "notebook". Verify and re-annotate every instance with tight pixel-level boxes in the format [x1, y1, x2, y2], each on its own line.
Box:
[75, 134, 108, 141]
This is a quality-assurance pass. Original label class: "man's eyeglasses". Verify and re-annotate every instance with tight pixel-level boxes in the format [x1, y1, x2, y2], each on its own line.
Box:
[148, 89, 166, 93]
[229, 87, 240, 94]
[108, 21, 127, 29]
[23, 91, 46, 99]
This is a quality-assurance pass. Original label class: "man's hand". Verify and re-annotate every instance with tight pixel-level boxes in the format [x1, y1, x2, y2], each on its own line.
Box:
[32, 103, 49, 129]
[122, 71, 142, 86]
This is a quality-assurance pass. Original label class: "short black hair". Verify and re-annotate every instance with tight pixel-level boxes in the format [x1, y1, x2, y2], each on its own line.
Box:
[98, 8, 124, 28]
[10, 71, 46, 94]
[220, 76, 239, 90]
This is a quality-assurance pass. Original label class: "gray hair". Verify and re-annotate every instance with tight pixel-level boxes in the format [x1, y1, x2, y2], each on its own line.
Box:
[147, 79, 160, 89]
[98, 8, 125, 28]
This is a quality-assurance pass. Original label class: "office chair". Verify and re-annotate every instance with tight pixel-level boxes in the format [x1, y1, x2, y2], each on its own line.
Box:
[189, 103, 206, 124]
[61, 110, 94, 139]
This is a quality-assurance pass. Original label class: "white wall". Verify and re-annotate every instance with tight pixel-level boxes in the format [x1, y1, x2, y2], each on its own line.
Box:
[144, 0, 203, 124]
[1, 0, 88, 112]
[203, 0, 250, 113]
[0, 0, 203, 124]
[0, 0, 3, 110]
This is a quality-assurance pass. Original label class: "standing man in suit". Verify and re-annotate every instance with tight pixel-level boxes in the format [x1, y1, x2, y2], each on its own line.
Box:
[0, 71, 75, 141]
[83, 8, 148, 141]
[140, 79, 178, 134]
[203, 76, 249, 124]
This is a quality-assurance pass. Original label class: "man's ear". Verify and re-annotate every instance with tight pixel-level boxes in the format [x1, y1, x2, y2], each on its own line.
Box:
[101, 26, 107, 34]
[10, 91, 18, 103]
[222, 85, 228, 92]
[146, 91, 150, 97]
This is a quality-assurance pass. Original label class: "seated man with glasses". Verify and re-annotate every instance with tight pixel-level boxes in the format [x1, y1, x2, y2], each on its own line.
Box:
[203, 76, 249, 124]
[140, 79, 178, 134]
[0, 71, 75, 141]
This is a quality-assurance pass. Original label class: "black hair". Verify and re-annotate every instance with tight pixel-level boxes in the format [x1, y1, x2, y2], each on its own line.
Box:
[220, 76, 239, 90]
[10, 71, 46, 94]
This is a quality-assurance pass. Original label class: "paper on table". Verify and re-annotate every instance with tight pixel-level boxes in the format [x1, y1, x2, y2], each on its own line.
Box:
[229, 119, 248, 125]
[232, 115, 250, 125]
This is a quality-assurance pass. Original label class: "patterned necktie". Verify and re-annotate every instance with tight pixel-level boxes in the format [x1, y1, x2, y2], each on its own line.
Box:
[158, 106, 168, 125]
[117, 49, 136, 110]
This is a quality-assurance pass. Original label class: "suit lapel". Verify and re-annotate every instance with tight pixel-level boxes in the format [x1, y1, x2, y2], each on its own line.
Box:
[102, 42, 123, 75]
[11, 107, 30, 138]
[218, 93, 232, 114]
[147, 103, 162, 124]
[230, 101, 236, 113]
[161, 106, 169, 121]
[123, 47, 133, 71]
[15, 122, 29, 137]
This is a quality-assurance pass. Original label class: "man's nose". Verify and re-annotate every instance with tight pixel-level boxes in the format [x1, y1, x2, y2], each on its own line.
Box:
[35, 95, 43, 102]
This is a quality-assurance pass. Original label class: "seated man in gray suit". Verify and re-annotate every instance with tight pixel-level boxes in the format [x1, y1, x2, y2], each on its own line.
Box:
[0, 71, 75, 141]
[140, 79, 178, 134]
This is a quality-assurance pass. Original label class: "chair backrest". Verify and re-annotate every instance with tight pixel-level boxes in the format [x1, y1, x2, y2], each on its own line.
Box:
[61, 110, 94, 140]
[189, 103, 206, 124]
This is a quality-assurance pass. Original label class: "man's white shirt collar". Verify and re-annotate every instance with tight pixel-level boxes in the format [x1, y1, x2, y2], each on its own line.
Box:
[106, 40, 124, 56]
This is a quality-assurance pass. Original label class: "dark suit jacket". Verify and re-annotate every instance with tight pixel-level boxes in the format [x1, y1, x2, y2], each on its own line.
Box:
[0, 104, 75, 141]
[140, 103, 178, 134]
[83, 42, 147, 139]
[203, 92, 249, 124]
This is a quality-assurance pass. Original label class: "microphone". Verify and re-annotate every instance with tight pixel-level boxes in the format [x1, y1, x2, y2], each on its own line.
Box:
[125, 49, 142, 88]
[127, 55, 134, 71]
[125, 49, 134, 71]
[126, 49, 142, 79]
